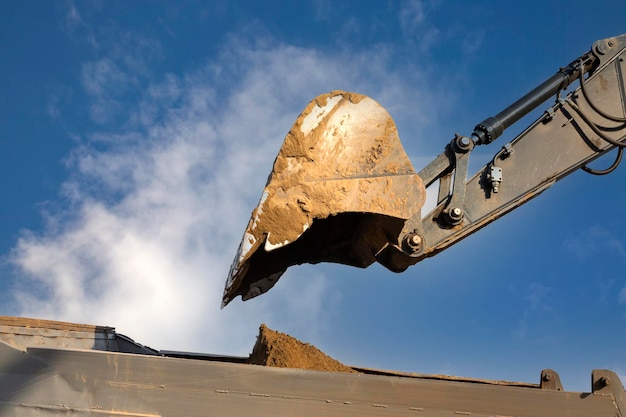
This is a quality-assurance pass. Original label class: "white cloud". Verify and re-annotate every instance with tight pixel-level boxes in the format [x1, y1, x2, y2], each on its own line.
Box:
[512, 282, 552, 339]
[563, 225, 626, 262]
[78, 28, 161, 125]
[399, 0, 427, 30]
[461, 30, 485, 55]
[9, 32, 445, 355]
[311, 0, 334, 21]
[62, 0, 100, 50]
[398, 0, 441, 51]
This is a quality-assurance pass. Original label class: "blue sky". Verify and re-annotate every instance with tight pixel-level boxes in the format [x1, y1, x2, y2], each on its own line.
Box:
[1, 1, 625, 392]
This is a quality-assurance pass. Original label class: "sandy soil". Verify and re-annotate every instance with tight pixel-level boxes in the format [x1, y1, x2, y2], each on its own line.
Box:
[246, 324, 356, 373]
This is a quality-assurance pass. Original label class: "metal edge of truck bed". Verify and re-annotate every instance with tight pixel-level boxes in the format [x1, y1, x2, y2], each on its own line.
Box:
[0, 316, 623, 417]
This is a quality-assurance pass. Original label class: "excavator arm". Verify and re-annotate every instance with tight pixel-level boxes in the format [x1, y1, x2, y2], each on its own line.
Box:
[223, 33, 626, 308]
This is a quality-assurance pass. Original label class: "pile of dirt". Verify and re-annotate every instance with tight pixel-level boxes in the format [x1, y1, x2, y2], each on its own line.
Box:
[246, 324, 356, 373]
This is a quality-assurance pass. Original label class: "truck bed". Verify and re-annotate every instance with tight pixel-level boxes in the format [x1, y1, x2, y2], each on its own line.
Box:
[0, 316, 623, 417]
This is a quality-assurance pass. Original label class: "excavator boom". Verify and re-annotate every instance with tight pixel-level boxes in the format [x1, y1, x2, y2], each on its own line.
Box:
[223, 33, 626, 307]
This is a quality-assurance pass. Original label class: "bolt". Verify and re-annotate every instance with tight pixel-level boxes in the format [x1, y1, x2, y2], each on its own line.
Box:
[454, 135, 473, 152]
[443, 207, 464, 225]
[543, 372, 553, 382]
[403, 233, 423, 253]
[608, 40, 615, 47]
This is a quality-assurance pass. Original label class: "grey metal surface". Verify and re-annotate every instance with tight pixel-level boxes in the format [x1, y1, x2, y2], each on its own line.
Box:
[0, 316, 157, 355]
[0, 317, 623, 417]
[393, 33, 626, 270]
[0, 342, 622, 417]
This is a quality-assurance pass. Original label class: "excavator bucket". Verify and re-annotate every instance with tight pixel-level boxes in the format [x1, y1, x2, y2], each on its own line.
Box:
[223, 91, 426, 307]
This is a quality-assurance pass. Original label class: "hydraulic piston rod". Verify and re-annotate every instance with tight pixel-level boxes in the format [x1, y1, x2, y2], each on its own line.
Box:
[472, 54, 595, 144]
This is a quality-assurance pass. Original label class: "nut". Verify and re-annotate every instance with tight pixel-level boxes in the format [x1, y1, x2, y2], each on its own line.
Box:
[403, 233, 423, 253]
